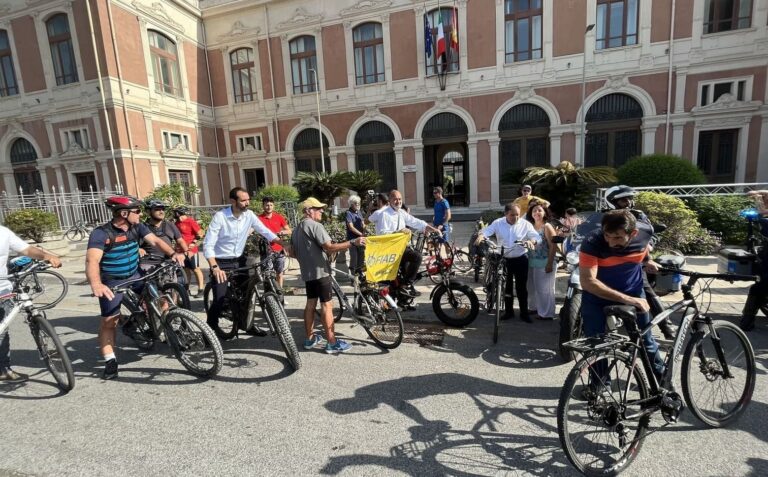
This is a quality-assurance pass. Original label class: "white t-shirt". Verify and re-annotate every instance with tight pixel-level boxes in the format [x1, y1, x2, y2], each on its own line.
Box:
[0, 226, 30, 291]
[368, 206, 428, 235]
[482, 217, 540, 258]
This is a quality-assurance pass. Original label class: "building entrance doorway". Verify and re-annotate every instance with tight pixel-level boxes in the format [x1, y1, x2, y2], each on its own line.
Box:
[424, 144, 468, 207]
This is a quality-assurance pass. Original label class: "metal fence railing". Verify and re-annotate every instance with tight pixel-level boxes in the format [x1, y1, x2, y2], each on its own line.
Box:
[0, 187, 124, 232]
[594, 183, 768, 210]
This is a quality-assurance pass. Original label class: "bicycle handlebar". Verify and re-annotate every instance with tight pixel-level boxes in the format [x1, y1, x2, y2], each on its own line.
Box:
[657, 266, 758, 283]
[109, 261, 178, 292]
[220, 250, 286, 277]
[0, 259, 51, 282]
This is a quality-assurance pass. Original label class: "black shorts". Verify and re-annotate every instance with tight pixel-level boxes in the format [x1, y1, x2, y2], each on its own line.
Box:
[184, 254, 198, 269]
[306, 276, 332, 302]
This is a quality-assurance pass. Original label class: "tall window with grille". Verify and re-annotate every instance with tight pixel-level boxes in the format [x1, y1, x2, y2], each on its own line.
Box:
[230, 48, 256, 103]
[290, 36, 317, 94]
[10, 138, 42, 193]
[0, 30, 18, 97]
[585, 93, 642, 168]
[293, 129, 330, 173]
[697, 129, 738, 183]
[504, 0, 543, 63]
[353, 23, 385, 85]
[149, 31, 182, 96]
[168, 170, 194, 203]
[46, 14, 78, 85]
[704, 0, 752, 33]
[596, 0, 638, 50]
[425, 8, 460, 75]
[355, 121, 396, 192]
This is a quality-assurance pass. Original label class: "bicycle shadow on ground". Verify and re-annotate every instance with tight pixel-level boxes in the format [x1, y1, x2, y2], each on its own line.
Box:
[0, 370, 69, 400]
[321, 372, 571, 476]
[663, 398, 768, 444]
[746, 458, 768, 477]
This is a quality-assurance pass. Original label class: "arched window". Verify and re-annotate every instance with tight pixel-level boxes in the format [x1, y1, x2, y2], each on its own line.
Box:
[0, 30, 18, 96]
[353, 23, 384, 85]
[294, 129, 330, 173]
[149, 30, 182, 96]
[585, 93, 642, 168]
[424, 8, 460, 76]
[498, 104, 550, 203]
[230, 48, 256, 103]
[10, 138, 42, 193]
[289, 36, 316, 95]
[422, 112, 468, 142]
[46, 14, 78, 85]
[355, 121, 395, 192]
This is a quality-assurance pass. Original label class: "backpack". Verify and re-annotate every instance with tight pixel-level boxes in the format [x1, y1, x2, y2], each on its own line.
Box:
[97, 223, 142, 254]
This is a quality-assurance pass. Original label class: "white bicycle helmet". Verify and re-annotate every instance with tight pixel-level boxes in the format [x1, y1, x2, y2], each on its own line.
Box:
[605, 185, 637, 209]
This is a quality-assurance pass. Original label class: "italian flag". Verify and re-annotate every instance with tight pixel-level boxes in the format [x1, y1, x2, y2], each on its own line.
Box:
[436, 17, 446, 62]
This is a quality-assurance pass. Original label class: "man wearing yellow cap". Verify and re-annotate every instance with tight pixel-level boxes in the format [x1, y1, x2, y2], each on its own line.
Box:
[291, 197, 366, 354]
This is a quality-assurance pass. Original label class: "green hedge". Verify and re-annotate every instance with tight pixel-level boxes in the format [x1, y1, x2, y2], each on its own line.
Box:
[634, 192, 720, 255]
[686, 196, 752, 245]
[5, 209, 59, 243]
[617, 154, 706, 187]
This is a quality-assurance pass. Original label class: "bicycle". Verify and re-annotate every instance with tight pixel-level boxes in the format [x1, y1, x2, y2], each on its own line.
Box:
[63, 220, 94, 242]
[0, 261, 75, 392]
[422, 232, 479, 327]
[140, 254, 190, 309]
[9, 257, 68, 310]
[115, 261, 222, 377]
[557, 268, 758, 476]
[205, 250, 301, 371]
[323, 266, 404, 349]
[480, 241, 506, 344]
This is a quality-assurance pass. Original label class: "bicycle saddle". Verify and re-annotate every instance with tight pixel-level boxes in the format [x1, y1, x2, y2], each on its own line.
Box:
[603, 305, 637, 321]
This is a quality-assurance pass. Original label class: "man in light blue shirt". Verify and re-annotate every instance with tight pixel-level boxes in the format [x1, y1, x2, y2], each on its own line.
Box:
[204, 187, 280, 336]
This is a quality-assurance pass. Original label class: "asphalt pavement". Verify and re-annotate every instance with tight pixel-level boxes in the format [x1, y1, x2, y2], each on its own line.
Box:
[1, 223, 767, 477]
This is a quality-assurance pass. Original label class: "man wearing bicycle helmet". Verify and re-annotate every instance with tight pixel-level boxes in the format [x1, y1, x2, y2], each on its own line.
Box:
[86, 195, 185, 380]
[0, 228, 61, 383]
[140, 199, 189, 269]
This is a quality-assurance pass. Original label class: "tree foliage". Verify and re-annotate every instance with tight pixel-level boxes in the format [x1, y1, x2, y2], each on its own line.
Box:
[521, 161, 617, 215]
[293, 171, 352, 207]
[5, 209, 59, 243]
[143, 182, 200, 209]
[341, 170, 383, 195]
[617, 154, 706, 187]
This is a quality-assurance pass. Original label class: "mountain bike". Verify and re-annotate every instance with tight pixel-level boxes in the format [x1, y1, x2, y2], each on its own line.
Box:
[481, 241, 506, 344]
[115, 261, 222, 377]
[64, 220, 94, 242]
[324, 267, 404, 349]
[206, 250, 300, 371]
[9, 257, 68, 310]
[557, 268, 757, 476]
[0, 261, 75, 392]
[140, 255, 190, 309]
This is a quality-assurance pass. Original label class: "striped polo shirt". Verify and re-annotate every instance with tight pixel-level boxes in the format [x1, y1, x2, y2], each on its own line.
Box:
[88, 222, 151, 280]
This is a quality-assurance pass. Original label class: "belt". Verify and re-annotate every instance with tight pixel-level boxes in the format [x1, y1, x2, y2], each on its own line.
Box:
[217, 257, 241, 263]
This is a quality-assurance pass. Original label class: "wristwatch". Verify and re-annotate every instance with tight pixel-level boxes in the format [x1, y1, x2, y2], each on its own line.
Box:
[210, 264, 219, 270]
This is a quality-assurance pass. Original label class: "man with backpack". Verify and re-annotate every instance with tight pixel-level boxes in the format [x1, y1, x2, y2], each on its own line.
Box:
[86, 196, 185, 380]
[140, 199, 189, 269]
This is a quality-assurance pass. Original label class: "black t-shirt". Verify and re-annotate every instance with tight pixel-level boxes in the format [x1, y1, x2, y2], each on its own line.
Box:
[141, 220, 182, 262]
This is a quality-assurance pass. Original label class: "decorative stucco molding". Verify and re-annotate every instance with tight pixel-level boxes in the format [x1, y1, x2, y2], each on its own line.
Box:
[340, 0, 393, 17]
[132, 1, 185, 33]
[219, 21, 261, 42]
[276, 7, 324, 31]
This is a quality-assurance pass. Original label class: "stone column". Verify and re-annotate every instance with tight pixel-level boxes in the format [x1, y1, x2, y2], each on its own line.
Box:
[285, 154, 296, 184]
[2, 172, 15, 194]
[642, 124, 656, 155]
[227, 163, 236, 189]
[414, 145, 425, 208]
[100, 161, 112, 190]
[467, 139, 478, 205]
[55, 167, 66, 192]
[394, 144, 404, 194]
[488, 138, 500, 206]
[671, 123, 685, 156]
[199, 162, 211, 205]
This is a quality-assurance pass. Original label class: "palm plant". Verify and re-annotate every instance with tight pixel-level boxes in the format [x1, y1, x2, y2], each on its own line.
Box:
[292, 171, 352, 210]
[341, 170, 382, 195]
[521, 161, 617, 215]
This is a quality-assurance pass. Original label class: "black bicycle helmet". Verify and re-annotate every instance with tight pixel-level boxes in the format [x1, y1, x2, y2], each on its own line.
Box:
[105, 195, 142, 211]
[173, 205, 190, 216]
[605, 185, 637, 209]
[144, 198, 166, 210]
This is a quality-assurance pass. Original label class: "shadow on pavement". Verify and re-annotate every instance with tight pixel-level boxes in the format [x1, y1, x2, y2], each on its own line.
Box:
[322, 372, 571, 476]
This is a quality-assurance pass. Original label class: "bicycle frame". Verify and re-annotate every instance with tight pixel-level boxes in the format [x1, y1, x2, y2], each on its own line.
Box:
[328, 268, 399, 326]
[0, 293, 34, 337]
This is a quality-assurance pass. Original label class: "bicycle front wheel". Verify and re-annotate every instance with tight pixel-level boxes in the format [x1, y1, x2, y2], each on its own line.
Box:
[363, 293, 403, 349]
[29, 314, 75, 392]
[681, 320, 756, 427]
[558, 351, 649, 476]
[264, 293, 301, 371]
[164, 308, 223, 377]
[18, 271, 68, 310]
[64, 228, 84, 242]
[161, 282, 190, 310]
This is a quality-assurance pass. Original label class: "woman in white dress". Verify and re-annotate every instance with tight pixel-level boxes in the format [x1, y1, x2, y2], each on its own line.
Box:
[526, 203, 558, 319]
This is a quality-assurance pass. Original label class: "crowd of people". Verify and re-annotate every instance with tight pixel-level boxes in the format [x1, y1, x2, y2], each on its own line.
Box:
[0, 183, 766, 383]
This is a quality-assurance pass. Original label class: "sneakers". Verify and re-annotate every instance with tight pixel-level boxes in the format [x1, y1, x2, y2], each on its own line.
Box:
[0, 368, 29, 383]
[303, 332, 325, 350]
[325, 339, 352, 354]
[102, 359, 118, 380]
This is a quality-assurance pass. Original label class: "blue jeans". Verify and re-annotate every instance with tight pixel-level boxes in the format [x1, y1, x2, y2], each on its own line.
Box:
[441, 223, 452, 243]
[582, 291, 665, 381]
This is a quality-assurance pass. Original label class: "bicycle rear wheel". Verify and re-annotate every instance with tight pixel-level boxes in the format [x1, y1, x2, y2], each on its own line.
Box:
[363, 293, 403, 349]
[64, 228, 84, 242]
[264, 293, 301, 371]
[681, 320, 756, 427]
[558, 351, 649, 476]
[164, 308, 223, 377]
[451, 249, 473, 273]
[204, 283, 237, 340]
[17, 271, 68, 310]
[29, 313, 75, 392]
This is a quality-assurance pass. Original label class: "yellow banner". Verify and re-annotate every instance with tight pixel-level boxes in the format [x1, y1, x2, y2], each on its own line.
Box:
[364, 232, 411, 282]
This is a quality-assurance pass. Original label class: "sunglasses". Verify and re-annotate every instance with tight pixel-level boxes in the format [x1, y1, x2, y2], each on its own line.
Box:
[128, 209, 141, 215]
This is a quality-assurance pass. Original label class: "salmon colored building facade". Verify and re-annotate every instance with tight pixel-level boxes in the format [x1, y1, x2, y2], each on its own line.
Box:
[0, 0, 766, 211]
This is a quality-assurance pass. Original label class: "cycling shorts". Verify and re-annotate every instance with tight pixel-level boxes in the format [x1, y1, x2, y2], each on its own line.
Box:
[99, 273, 144, 318]
[306, 276, 332, 303]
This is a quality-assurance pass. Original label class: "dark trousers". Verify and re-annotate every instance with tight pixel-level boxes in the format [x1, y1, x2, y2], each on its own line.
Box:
[504, 255, 529, 315]
[399, 247, 422, 283]
[349, 244, 366, 275]
[206, 256, 246, 328]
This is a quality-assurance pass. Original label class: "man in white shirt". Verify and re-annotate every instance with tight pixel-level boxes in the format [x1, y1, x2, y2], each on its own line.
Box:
[203, 187, 281, 336]
[478, 203, 540, 322]
[368, 189, 439, 295]
[0, 226, 62, 382]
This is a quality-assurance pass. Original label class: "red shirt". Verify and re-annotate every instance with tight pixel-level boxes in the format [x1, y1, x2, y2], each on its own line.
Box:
[258, 212, 287, 252]
[175, 217, 202, 253]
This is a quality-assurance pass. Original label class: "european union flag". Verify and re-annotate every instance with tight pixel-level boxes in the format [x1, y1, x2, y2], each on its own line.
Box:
[425, 16, 432, 57]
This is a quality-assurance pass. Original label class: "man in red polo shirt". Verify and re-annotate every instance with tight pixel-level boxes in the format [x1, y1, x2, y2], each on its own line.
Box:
[173, 206, 205, 297]
[257, 196, 292, 287]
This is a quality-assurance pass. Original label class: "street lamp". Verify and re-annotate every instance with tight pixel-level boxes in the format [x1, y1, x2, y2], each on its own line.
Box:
[579, 23, 595, 168]
[309, 68, 325, 173]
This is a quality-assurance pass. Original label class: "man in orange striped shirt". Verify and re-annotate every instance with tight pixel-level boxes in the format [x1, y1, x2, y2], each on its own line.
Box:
[579, 210, 665, 379]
